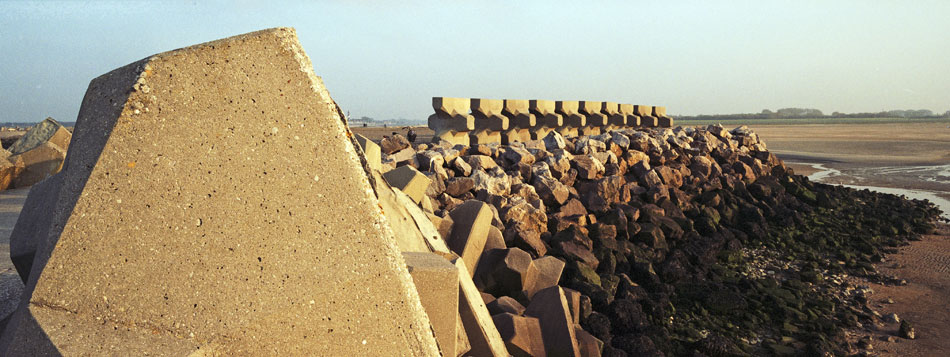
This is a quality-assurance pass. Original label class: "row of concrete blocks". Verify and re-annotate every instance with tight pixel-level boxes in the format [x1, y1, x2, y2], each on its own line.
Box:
[428, 97, 674, 146]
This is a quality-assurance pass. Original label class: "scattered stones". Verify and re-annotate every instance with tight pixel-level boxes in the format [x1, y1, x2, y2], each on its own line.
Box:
[899, 320, 916, 339]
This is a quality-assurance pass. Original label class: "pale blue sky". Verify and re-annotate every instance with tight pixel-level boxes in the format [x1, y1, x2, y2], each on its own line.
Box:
[1, 0, 948, 122]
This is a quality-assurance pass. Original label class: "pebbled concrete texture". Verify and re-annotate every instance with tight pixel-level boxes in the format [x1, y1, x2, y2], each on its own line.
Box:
[0, 28, 439, 355]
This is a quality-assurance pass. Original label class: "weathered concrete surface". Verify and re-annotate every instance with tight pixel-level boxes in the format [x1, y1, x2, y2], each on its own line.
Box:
[492, 312, 545, 357]
[529, 100, 562, 140]
[404, 252, 460, 356]
[501, 99, 535, 144]
[429, 97, 475, 146]
[635, 105, 657, 127]
[555, 101, 583, 138]
[0, 28, 440, 356]
[470, 99, 508, 145]
[618, 104, 640, 127]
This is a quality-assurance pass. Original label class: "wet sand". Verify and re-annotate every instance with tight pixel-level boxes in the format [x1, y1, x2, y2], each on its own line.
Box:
[853, 224, 950, 356]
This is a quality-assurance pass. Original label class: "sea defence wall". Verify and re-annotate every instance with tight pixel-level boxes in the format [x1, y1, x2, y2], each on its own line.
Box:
[427, 97, 674, 145]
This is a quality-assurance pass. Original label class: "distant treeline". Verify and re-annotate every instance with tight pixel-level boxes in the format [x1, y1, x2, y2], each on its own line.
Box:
[676, 108, 950, 121]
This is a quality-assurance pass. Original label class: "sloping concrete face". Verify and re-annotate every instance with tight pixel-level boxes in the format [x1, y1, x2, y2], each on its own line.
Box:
[429, 97, 475, 146]
[9, 173, 64, 284]
[0, 28, 439, 356]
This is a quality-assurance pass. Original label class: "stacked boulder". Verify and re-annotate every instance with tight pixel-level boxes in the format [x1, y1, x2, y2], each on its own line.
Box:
[0, 117, 71, 190]
[370, 122, 792, 355]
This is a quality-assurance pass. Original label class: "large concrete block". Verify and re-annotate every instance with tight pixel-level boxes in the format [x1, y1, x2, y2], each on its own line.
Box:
[635, 105, 657, 127]
[618, 104, 640, 127]
[653, 106, 674, 127]
[501, 99, 536, 144]
[7, 117, 71, 156]
[524, 286, 581, 356]
[601, 102, 626, 130]
[382, 165, 432, 204]
[524, 256, 565, 300]
[404, 252, 460, 356]
[354, 133, 381, 172]
[0, 28, 440, 356]
[453, 257, 510, 356]
[10, 141, 66, 188]
[447, 200, 492, 276]
[372, 171, 434, 253]
[470, 99, 508, 145]
[578, 101, 607, 136]
[529, 100, 562, 140]
[555, 101, 583, 138]
[429, 97, 475, 146]
[492, 313, 545, 357]
[9, 173, 63, 283]
[481, 248, 539, 302]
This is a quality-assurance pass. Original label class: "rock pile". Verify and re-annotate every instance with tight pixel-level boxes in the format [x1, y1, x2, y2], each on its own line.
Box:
[369, 122, 942, 355]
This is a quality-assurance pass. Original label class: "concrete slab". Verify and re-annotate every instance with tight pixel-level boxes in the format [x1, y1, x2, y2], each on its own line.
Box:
[578, 101, 607, 136]
[383, 165, 432, 204]
[524, 286, 580, 356]
[6, 118, 70, 156]
[10, 142, 66, 188]
[524, 256, 565, 300]
[354, 133, 381, 172]
[492, 313, 545, 357]
[447, 200, 492, 276]
[453, 257, 509, 356]
[404, 252, 460, 356]
[0, 28, 440, 356]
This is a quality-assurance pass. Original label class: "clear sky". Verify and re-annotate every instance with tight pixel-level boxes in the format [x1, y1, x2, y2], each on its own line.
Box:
[1, 1, 948, 123]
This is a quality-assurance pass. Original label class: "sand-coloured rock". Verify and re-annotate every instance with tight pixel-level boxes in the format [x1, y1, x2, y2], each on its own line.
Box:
[555, 101, 584, 137]
[0, 28, 440, 356]
[501, 99, 536, 144]
[429, 97, 475, 146]
[529, 100, 562, 140]
[470, 99, 509, 145]
[578, 101, 607, 136]
[635, 105, 657, 127]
